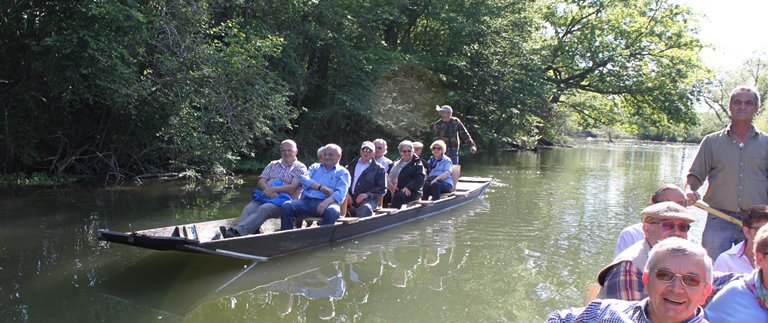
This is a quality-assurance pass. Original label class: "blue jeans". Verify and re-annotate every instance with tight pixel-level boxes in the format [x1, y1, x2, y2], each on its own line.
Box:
[701, 210, 745, 260]
[280, 198, 340, 230]
[351, 198, 378, 218]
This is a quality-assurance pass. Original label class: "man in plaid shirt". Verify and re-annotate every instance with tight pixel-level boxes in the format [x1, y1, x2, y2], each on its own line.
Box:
[548, 238, 712, 322]
[597, 202, 695, 301]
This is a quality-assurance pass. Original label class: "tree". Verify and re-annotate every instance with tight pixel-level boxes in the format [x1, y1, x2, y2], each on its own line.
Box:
[537, 0, 705, 137]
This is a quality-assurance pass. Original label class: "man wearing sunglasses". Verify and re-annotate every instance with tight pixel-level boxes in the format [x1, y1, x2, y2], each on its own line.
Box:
[597, 202, 696, 301]
[549, 238, 712, 322]
[614, 184, 689, 257]
[344, 141, 386, 218]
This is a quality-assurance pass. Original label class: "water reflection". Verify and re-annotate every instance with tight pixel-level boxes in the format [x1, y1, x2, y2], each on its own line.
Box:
[98, 201, 488, 321]
[2, 141, 708, 321]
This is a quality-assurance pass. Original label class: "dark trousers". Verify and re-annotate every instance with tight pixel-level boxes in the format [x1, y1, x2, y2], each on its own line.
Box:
[423, 181, 452, 201]
[391, 190, 421, 209]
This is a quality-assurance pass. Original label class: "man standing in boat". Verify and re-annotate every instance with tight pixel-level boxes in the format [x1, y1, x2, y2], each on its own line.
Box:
[432, 105, 477, 165]
[220, 139, 307, 238]
[280, 144, 350, 230]
[345, 141, 386, 218]
[685, 86, 768, 260]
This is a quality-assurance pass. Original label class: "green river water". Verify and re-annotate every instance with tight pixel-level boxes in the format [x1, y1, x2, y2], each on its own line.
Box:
[0, 140, 706, 322]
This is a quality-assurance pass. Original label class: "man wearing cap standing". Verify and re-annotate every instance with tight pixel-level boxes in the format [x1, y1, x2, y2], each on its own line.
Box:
[345, 141, 386, 218]
[597, 202, 697, 301]
[432, 105, 477, 165]
[686, 86, 768, 261]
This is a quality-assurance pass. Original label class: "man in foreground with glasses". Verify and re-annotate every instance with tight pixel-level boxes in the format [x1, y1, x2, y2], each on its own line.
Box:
[345, 141, 386, 218]
[548, 237, 713, 322]
[706, 225, 768, 321]
[597, 202, 696, 301]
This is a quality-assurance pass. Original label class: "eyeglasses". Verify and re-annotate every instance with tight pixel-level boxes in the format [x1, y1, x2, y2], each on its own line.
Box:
[401, 150, 412, 153]
[361, 147, 372, 152]
[646, 220, 690, 232]
[654, 268, 702, 287]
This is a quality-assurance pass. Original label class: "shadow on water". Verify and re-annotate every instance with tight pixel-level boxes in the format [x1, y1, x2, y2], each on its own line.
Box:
[97, 199, 490, 321]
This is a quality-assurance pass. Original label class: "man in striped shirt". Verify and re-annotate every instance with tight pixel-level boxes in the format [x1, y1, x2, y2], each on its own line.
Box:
[220, 139, 307, 238]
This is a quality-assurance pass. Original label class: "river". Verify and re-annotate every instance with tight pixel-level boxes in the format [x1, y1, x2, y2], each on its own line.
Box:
[0, 140, 705, 322]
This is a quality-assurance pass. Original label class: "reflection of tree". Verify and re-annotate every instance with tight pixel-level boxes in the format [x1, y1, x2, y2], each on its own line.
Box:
[0, 176, 248, 321]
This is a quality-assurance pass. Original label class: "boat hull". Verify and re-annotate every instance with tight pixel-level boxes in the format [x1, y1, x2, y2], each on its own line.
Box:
[99, 177, 490, 260]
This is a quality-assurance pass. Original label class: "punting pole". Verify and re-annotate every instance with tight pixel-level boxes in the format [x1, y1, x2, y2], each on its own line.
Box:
[184, 245, 269, 262]
[693, 201, 743, 227]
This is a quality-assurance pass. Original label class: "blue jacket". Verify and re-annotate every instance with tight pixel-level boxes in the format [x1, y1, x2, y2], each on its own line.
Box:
[346, 157, 386, 203]
[252, 180, 292, 205]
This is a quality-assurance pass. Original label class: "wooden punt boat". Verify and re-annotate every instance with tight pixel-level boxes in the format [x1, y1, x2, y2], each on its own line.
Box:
[98, 177, 491, 261]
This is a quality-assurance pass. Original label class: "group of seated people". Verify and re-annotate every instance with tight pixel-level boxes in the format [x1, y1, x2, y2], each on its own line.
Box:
[548, 183, 768, 322]
[216, 138, 458, 239]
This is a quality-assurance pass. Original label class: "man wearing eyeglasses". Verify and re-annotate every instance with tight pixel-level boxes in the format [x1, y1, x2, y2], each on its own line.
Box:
[219, 139, 307, 238]
[597, 202, 696, 301]
[685, 86, 768, 261]
[548, 238, 713, 322]
[345, 141, 386, 218]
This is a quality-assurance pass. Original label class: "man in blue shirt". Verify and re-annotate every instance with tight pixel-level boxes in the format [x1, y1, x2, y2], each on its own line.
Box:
[280, 144, 350, 230]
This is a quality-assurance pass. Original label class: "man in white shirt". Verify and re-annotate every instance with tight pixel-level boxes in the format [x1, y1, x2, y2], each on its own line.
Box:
[614, 184, 688, 257]
[713, 205, 768, 274]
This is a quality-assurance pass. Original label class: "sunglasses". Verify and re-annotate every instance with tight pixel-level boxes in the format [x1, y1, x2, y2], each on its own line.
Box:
[401, 150, 412, 153]
[647, 220, 690, 232]
[654, 268, 702, 287]
[361, 147, 372, 152]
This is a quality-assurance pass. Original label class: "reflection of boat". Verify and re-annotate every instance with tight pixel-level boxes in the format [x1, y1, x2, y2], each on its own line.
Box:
[98, 177, 491, 261]
[99, 251, 356, 317]
[99, 205, 482, 318]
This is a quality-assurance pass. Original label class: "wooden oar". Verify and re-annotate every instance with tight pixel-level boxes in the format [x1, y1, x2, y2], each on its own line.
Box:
[693, 201, 743, 227]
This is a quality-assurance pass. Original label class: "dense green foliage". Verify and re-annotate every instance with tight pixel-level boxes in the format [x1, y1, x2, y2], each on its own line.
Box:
[2, 0, 711, 181]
